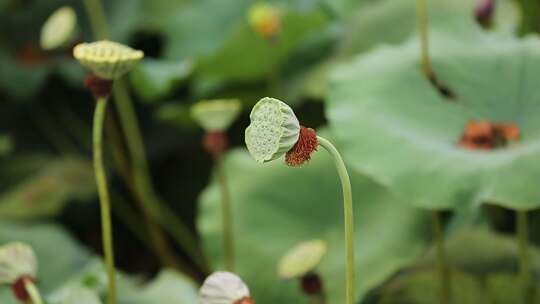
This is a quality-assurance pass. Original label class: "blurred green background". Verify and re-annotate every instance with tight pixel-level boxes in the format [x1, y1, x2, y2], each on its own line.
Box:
[2, 0, 540, 303]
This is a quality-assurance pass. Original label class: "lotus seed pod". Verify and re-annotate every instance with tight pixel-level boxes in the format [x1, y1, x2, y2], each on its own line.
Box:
[200, 272, 252, 304]
[191, 99, 242, 132]
[73, 40, 144, 80]
[0, 243, 37, 284]
[40, 6, 78, 50]
[245, 97, 300, 163]
[278, 239, 327, 279]
[248, 2, 281, 39]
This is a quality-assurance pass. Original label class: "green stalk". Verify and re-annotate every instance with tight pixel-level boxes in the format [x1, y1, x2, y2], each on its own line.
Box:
[93, 98, 116, 304]
[432, 211, 450, 304]
[113, 81, 207, 270]
[83, 0, 207, 271]
[317, 136, 355, 304]
[416, 0, 434, 80]
[83, 0, 109, 40]
[215, 154, 234, 271]
[23, 279, 43, 304]
[517, 210, 533, 303]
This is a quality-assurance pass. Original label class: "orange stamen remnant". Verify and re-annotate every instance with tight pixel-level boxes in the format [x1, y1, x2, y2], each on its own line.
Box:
[459, 120, 520, 150]
[235, 297, 256, 304]
[286, 126, 319, 167]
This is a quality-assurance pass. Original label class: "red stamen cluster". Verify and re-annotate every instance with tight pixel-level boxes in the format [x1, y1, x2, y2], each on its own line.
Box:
[85, 74, 113, 99]
[475, 0, 495, 28]
[301, 273, 324, 295]
[12, 276, 34, 302]
[286, 126, 319, 167]
[235, 296, 255, 304]
[203, 131, 228, 156]
[459, 120, 520, 150]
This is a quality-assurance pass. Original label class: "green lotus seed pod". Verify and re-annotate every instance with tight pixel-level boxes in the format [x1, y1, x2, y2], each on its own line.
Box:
[278, 239, 327, 279]
[245, 97, 300, 163]
[73, 40, 144, 79]
[0, 243, 37, 284]
[190, 99, 242, 132]
[40, 6, 78, 50]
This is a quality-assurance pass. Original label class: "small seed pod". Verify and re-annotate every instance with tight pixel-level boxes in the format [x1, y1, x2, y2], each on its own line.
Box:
[200, 271, 254, 304]
[191, 99, 242, 132]
[248, 2, 281, 39]
[0, 242, 37, 285]
[245, 97, 300, 163]
[278, 239, 327, 280]
[40, 6, 78, 51]
[73, 40, 144, 80]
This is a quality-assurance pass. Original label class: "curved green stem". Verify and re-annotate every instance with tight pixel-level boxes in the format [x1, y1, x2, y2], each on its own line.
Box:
[113, 81, 208, 271]
[317, 136, 355, 304]
[93, 98, 117, 304]
[517, 210, 533, 303]
[432, 211, 450, 304]
[23, 279, 43, 304]
[215, 154, 234, 271]
[416, 0, 434, 80]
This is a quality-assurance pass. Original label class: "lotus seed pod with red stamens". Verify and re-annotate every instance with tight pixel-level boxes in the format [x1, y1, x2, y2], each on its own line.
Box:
[40, 6, 78, 51]
[191, 99, 242, 132]
[200, 272, 253, 304]
[245, 97, 300, 163]
[286, 126, 319, 167]
[278, 240, 327, 280]
[0, 242, 37, 285]
[73, 40, 144, 80]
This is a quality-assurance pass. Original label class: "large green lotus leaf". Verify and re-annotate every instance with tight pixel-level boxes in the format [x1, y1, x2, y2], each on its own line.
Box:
[0, 221, 91, 293]
[51, 263, 198, 304]
[0, 157, 95, 219]
[284, 0, 518, 102]
[417, 229, 540, 276]
[326, 33, 540, 210]
[129, 59, 193, 103]
[378, 270, 485, 304]
[163, 0, 251, 60]
[376, 229, 540, 303]
[338, 0, 518, 57]
[195, 8, 328, 82]
[198, 144, 430, 303]
[126, 270, 199, 304]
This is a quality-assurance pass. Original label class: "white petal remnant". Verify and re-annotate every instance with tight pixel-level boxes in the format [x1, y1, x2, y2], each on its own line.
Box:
[278, 239, 327, 279]
[73, 40, 144, 80]
[0, 242, 37, 284]
[40, 6, 78, 50]
[191, 99, 242, 132]
[245, 97, 300, 163]
[200, 272, 251, 304]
